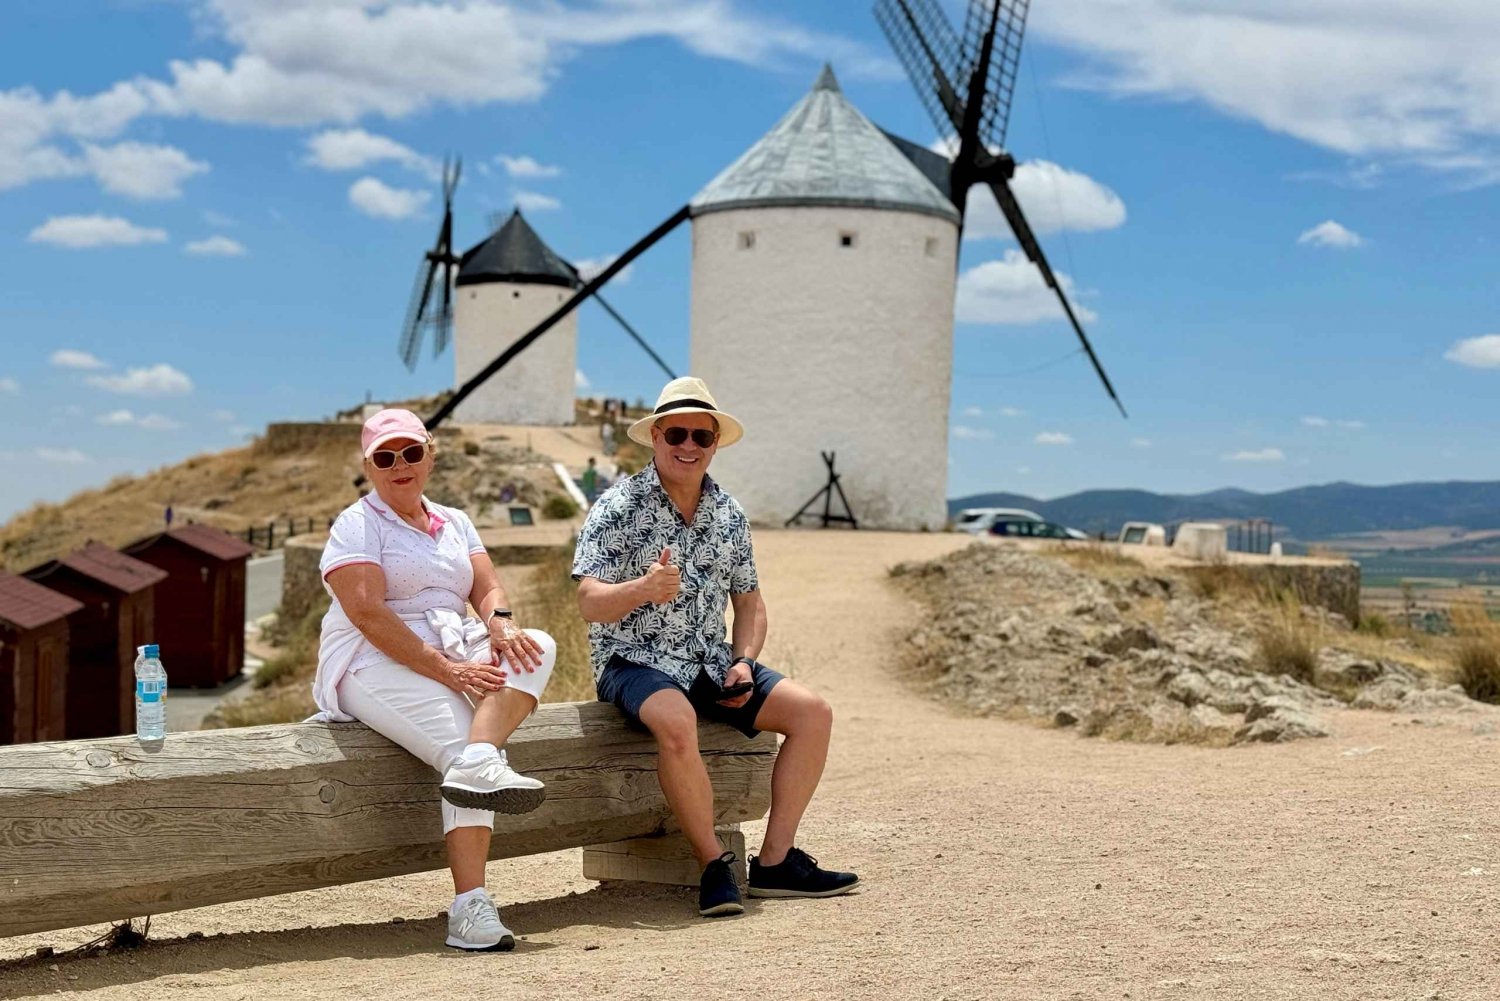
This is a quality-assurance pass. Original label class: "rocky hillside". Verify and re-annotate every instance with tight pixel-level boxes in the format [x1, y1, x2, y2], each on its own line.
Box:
[0, 425, 557, 572]
[892, 543, 1489, 746]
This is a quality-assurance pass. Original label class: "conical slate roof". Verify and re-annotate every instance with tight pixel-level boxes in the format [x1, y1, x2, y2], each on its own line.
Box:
[456, 209, 578, 288]
[691, 64, 959, 223]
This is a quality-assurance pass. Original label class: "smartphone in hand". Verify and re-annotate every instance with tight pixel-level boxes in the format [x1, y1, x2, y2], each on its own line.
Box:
[718, 680, 755, 701]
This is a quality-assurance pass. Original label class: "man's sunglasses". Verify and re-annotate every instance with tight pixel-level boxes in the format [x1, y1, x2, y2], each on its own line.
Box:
[369, 442, 430, 469]
[659, 426, 718, 448]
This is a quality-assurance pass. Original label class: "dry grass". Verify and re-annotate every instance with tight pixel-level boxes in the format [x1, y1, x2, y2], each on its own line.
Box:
[1187, 561, 1270, 603]
[1255, 600, 1320, 685]
[1055, 545, 1146, 578]
[1450, 603, 1500, 704]
[511, 543, 594, 703]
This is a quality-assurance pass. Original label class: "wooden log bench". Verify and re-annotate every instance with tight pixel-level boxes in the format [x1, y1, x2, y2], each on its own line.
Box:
[0, 701, 775, 939]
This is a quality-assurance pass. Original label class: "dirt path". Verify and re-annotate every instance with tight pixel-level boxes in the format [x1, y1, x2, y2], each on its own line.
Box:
[4, 530, 1498, 1000]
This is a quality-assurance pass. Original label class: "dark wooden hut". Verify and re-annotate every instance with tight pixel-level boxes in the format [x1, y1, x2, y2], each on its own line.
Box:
[0, 571, 83, 744]
[122, 524, 254, 687]
[23, 543, 167, 739]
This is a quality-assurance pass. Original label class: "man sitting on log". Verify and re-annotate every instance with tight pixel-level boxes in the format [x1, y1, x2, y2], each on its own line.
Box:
[572, 377, 859, 917]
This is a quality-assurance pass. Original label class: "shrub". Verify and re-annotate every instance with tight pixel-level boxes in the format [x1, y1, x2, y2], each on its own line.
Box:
[1450, 602, 1500, 703]
[542, 494, 579, 519]
[1356, 610, 1392, 637]
[1255, 595, 1319, 684]
[1455, 641, 1500, 704]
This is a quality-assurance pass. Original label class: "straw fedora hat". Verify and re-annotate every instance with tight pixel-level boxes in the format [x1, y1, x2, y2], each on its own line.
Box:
[627, 376, 744, 448]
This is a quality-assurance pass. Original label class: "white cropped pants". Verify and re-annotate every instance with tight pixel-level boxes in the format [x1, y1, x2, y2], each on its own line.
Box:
[336, 629, 556, 834]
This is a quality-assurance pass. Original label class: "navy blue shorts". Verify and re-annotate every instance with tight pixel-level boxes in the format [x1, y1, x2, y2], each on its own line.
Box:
[596, 654, 785, 738]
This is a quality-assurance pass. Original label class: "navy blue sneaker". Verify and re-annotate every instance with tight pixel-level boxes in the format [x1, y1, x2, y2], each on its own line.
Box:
[748, 847, 859, 898]
[698, 851, 744, 917]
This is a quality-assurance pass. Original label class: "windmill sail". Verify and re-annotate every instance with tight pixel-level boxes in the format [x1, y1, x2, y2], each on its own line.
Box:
[396, 158, 461, 370]
[876, 0, 1126, 416]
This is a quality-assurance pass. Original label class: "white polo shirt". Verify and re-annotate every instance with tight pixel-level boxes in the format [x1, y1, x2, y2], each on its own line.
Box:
[311, 493, 488, 717]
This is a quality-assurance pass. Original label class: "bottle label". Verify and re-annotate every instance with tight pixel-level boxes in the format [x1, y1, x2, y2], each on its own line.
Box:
[137, 680, 163, 703]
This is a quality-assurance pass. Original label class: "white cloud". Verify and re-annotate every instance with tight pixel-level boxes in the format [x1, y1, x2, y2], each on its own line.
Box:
[0, 80, 150, 191]
[514, 190, 561, 212]
[1304, 415, 1365, 429]
[1, 2, 895, 202]
[1035, 431, 1074, 446]
[1288, 161, 1385, 190]
[348, 176, 429, 219]
[186, 235, 247, 256]
[203, 209, 236, 227]
[961, 405, 984, 418]
[497, 154, 561, 179]
[0, 377, 18, 393]
[28, 214, 167, 248]
[575, 254, 632, 284]
[1016, 466, 1032, 475]
[35, 447, 89, 465]
[85, 363, 194, 396]
[1298, 220, 1365, 249]
[575, 369, 590, 390]
[82, 141, 208, 199]
[1131, 437, 1152, 448]
[965, 160, 1126, 240]
[133, 1, 893, 127]
[1224, 447, 1286, 463]
[1000, 406, 1026, 418]
[1445, 335, 1500, 369]
[1031, 2, 1500, 179]
[955, 250, 1098, 326]
[210, 408, 236, 422]
[305, 128, 435, 175]
[952, 425, 993, 440]
[50, 349, 108, 370]
[138, 414, 183, 430]
[97, 409, 136, 425]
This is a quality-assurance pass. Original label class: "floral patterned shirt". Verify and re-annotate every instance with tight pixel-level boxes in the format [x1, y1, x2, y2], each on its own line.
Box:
[571, 461, 759, 688]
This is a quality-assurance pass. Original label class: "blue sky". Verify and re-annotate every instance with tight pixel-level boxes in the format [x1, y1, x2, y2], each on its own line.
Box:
[1, 0, 1497, 520]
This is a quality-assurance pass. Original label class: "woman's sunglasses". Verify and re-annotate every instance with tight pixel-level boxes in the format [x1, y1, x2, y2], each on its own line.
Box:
[660, 426, 718, 448]
[369, 442, 430, 469]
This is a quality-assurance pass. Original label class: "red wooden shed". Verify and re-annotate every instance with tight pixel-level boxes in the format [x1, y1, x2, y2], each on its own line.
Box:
[122, 524, 254, 687]
[23, 543, 167, 739]
[0, 571, 83, 745]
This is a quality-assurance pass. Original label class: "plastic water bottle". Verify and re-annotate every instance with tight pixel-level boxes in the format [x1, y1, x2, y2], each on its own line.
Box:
[135, 644, 167, 742]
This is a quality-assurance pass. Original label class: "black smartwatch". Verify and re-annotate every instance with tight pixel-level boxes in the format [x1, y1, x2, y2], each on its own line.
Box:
[731, 655, 759, 670]
[488, 608, 513, 622]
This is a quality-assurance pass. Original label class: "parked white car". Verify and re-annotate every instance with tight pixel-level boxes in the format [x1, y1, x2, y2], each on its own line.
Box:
[953, 507, 1044, 535]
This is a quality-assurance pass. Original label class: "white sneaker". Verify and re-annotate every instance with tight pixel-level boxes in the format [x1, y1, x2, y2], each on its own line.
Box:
[446, 891, 515, 952]
[440, 749, 546, 814]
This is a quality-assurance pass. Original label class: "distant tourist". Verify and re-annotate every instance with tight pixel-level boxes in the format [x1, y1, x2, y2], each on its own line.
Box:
[164, 504, 174, 527]
[581, 456, 599, 503]
[572, 376, 858, 919]
[311, 408, 556, 952]
[600, 419, 616, 457]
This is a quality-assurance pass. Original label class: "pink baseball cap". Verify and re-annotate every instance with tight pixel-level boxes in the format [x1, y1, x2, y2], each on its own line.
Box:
[361, 408, 431, 457]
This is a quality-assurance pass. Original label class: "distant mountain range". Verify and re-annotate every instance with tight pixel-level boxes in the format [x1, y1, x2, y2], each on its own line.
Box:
[948, 480, 1500, 542]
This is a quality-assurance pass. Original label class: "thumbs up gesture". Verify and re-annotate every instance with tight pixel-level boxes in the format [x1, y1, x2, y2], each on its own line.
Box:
[639, 547, 681, 604]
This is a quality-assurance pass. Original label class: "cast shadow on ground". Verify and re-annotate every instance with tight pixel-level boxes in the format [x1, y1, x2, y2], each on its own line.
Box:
[0, 880, 742, 999]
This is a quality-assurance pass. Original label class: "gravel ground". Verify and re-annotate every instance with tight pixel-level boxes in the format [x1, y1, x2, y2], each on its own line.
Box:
[3, 530, 1497, 1001]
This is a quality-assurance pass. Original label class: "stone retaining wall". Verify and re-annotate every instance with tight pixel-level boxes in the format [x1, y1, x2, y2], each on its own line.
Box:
[280, 533, 328, 621]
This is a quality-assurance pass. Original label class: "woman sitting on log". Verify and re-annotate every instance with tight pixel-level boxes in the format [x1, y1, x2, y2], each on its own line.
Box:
[311, 408, 555, 952]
